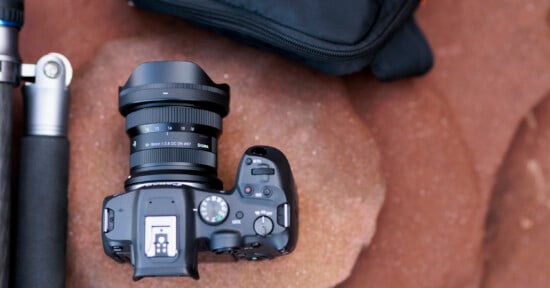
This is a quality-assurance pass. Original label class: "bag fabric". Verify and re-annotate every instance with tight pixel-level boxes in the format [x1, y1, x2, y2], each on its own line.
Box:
[131, 0, 433, 80]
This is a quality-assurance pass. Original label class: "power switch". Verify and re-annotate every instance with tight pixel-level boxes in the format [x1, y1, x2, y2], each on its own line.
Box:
[253, 216, 273, 236]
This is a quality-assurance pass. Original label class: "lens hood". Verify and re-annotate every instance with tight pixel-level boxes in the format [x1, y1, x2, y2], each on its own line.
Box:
[118, 61, 229, 117]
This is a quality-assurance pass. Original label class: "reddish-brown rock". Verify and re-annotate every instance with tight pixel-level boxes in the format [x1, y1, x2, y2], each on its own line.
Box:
[14, 2, 386, 286]
[483, 96, 550, 288]
[340, 77, 483, 288]
[12, 0, 550, 287]
[414, 0, 550, 196]
[340, 0, 550, 286]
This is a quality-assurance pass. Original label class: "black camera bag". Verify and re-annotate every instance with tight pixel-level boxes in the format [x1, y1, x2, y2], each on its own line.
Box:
[131, 0, 433, 80]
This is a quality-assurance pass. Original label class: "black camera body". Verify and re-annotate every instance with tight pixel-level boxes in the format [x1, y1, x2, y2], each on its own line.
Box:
[101, 61, 298, 280]
[102, 146, 297, 280]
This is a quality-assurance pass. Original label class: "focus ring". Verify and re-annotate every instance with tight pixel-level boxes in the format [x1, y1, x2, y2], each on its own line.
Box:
[126, 106, 222, 132]
[119, 83, 228, 97]
[130, 148, 216, 169]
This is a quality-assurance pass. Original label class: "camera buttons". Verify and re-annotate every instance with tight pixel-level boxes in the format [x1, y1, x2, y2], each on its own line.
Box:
[244, 185, 253, 194]
[262, 188, 272, 197]
[253, 216, 273, 236]
[235, 211, 244, 219]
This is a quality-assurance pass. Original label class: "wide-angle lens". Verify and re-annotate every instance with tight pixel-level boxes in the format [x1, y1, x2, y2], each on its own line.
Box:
[118, 61, 229, 189]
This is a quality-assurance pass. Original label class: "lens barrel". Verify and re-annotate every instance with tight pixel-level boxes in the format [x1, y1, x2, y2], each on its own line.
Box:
[119, 61, 229, 190]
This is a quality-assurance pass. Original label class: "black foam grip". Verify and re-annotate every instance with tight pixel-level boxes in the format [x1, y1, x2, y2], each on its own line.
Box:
[0, 84, 12, 288]
[14, 136, 69, 288]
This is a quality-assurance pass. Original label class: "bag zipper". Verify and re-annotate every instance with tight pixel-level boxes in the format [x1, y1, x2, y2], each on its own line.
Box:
[148, 0, 418, 60]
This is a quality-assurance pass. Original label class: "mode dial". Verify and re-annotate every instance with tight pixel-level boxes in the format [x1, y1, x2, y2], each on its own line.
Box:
[199, 195, 229, 225]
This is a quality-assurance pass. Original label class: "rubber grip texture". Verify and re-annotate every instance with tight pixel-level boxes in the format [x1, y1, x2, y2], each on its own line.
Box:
[14, 136, 69, 288]
[0, 84, 12, 288]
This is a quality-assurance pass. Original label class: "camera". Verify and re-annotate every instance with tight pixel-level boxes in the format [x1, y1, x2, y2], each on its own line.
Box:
[101, 61, 298, 280]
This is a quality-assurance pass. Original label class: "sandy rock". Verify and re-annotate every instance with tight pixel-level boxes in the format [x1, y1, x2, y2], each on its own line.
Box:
[340, 0, 550, 286]
[17, 0, 550, 287]
[483, 96, 550, 288]
[340, 77, 483, 288]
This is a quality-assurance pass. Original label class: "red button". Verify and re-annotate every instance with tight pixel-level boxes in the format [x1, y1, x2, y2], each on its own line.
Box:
[244, 186, 252, 194]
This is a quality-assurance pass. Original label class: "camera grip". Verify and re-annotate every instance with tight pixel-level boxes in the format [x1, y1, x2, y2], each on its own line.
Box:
[14, 136, 69, 288]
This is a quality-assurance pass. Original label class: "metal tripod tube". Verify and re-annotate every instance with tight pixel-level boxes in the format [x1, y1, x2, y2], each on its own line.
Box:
[14, 53, 72, 288]
[0, 0, 22, 285]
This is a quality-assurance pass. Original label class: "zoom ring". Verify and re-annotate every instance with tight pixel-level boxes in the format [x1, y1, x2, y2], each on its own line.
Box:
[130, 148, 216, 169]
[126, 106, 222, 131]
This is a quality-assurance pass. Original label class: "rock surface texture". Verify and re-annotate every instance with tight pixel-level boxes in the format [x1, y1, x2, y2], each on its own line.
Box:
[11, 0, 550, 287]
[341, 0, 550, 287]
[482, 97, 550, 288]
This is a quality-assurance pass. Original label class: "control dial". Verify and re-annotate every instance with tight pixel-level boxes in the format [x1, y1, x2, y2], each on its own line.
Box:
[199, 195, 229, 225]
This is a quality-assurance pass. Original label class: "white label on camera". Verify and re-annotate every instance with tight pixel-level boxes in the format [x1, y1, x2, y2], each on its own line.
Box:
[197, 143, 209, 149]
